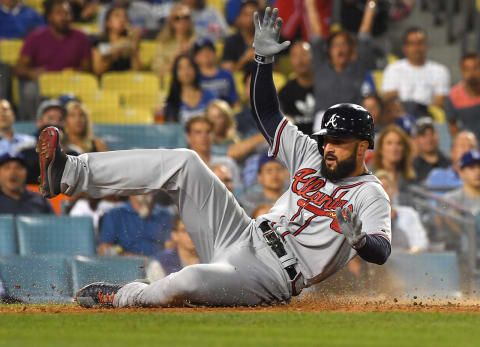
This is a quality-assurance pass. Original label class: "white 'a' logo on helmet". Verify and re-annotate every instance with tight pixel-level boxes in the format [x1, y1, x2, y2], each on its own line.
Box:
[325, 114, 338, 128]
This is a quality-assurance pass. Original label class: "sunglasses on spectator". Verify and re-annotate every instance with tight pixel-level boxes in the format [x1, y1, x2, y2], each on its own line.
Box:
[174, 15, 191, 21]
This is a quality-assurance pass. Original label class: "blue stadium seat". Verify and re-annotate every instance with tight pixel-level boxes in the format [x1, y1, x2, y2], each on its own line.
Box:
[13, 121, 36, 136]
[93, 123, 187, 150]
[0, 215, 16, 256]
[14, 122, 188, 150]
[387, 251, 460, 297]
[0, 255, 73, 303]
[71, 256, 146, 292]
[16, 216, 96, 256]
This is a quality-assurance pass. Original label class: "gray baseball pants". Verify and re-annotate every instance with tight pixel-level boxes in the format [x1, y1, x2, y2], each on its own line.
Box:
[62, 149, 292, 307]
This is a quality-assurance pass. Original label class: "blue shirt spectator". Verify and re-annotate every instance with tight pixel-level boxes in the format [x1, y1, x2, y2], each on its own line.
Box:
[193, 38, 238, 106]
[99, 196, 174, 257]
[179, 89, 216, 124]
[0, 99, 35, 156]
[0, 0, 44, 39]
[200, 69, 238, 105]
[425, 167, 463, 190]
[425, 130, 478, 191]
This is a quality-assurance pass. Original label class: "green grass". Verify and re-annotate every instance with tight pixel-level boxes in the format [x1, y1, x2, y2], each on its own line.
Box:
[1, 310, 480, 347]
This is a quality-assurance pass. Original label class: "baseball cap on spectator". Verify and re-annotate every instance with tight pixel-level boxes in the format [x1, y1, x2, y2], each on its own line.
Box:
[258, 153, 283, 173]
[414, 117, 435, 136]
[192, 38, 216, 56]
[36, 99, 67, 121]
[459, 150, 480, 169]
[0, 152, 27, 168]
[394, 116, 415, 136]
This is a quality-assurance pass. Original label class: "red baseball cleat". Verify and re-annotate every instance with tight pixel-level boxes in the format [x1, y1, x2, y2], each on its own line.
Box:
[37, 126, 67, 198]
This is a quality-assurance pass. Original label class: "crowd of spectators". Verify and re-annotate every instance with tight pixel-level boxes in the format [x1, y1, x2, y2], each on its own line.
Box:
[2, 0, 480, 281]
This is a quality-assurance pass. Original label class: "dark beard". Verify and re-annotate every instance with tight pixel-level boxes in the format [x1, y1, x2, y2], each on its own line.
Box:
[320, 147, 358, 182]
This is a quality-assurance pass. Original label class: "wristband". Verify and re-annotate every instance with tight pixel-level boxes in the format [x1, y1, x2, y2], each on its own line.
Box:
[254, 54, 274, 64]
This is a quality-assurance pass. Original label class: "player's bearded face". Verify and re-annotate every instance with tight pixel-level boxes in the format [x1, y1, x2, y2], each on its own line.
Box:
[320, 143, 358, 181]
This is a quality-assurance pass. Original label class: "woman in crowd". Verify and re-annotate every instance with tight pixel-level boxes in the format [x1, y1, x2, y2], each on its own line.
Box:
[373, 125, 416, 204]
[92, 5, 141, 76]
[164, 54, 216, 124]
[152, 4, 196, 81]
[64, 101, 108, 154]
[205, 99, 238, 156]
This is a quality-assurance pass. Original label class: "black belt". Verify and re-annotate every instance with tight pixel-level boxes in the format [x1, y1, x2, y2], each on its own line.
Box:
[259, 221, 298, 281]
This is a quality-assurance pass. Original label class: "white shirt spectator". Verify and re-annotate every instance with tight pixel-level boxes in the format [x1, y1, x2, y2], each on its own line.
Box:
[191, 6, 229, 42]
[393, 205, 429, 251]
[382, 59, 450, 106]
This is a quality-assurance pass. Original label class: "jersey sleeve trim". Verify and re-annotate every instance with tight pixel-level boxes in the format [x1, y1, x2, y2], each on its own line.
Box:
[272, 118, 289, 158]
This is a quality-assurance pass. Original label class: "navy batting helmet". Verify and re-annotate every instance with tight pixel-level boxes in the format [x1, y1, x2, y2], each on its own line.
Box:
[312, 103, 375, 156]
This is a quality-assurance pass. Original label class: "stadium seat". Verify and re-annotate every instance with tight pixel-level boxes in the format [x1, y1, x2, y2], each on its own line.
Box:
[372, 70, 384, 94]
[215, 40, 224, 60]
[0, 39, 23, 66]
[71, 23, 100, 35]
[93, 123, 186, 150]
[207, 0, 225, 14]
[101, 72, 160, 97]
[124, 92, 164, 112]
[272, 72, 287, 91]
[0, 215, 16, 256]
[23, 0, 43, 14]
[139, 40, 158, 69]
[39, 71, 99, 99]
[13, 121, 36, 135]
[16, 215, 96, 256]
[233, 71, 245, 102]
[71, 256, 147, 292]
[81, 90, 121, 112]
[0, 255, 73, 303]
[90, 107, 154, 124]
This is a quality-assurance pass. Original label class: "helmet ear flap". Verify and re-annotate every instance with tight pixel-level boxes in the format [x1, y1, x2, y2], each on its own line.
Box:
[315, 135, 325, 156]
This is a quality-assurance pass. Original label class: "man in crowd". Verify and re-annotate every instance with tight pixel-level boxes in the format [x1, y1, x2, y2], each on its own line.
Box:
[185, 116, 242, 194]
[0, 0, 44, 38]
[0, 153, 54, 214]
[181, 0, 228, 42]
[446, 52, 480, 141]
[444, 150, 480, 214]
[19, 99, 66, 184]
[426, 131, 478, 189]
[98, 194, 174, 257]
[0, 99, 35, 155]
[15, 0, 91, 119]
[222, 0, 259, 71]
[193, 38, 238, 107]
[382, 27, 450, 117]
[278, 41, 315, 135]
[412, 117, 451, 184]
[240, 153, 288, 217]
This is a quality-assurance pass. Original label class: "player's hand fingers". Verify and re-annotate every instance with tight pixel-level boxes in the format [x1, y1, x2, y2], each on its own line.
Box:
[344, 208, 353, 224]
[269, 8, 279, 29]
[262, 7, 271, 28]
[335, 207, 346, 227]
[278, 40, 291, 51]
[253, 11, 261, 31]
[273, 17, 283, 39]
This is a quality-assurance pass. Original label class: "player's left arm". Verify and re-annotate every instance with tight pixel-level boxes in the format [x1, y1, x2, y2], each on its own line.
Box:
[336, 193, 391, 265]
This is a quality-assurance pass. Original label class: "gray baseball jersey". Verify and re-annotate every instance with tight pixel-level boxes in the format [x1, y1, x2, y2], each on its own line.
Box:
[259, 119, 392, 285]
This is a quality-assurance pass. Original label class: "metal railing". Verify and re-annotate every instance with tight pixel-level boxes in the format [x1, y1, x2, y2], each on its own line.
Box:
[408, 185, 479, 291]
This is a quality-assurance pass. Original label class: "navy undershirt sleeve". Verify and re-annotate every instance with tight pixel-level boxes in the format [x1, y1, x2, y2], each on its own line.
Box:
[250, 63, 284, 146]
[357, 234, 391, 265]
